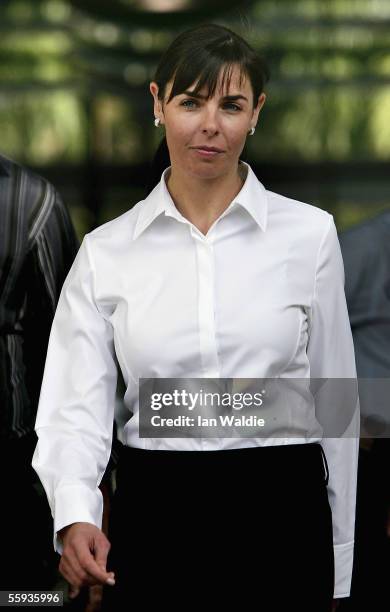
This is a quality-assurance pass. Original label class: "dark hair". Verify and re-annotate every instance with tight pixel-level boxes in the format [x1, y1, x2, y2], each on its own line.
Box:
[145, 22, 270, 195]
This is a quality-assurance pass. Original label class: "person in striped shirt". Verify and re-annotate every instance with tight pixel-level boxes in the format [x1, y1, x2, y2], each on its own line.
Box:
[0, 152, 79, 589]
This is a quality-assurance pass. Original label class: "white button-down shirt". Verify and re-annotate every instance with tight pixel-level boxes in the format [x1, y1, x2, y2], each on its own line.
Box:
[32, 160, 359, 598]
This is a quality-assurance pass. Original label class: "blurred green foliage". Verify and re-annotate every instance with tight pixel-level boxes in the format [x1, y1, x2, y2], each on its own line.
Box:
[0, 0, 389, 236]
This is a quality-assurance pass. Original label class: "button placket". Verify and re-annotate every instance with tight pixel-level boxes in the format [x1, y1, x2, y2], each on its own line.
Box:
[194, 235, 220, 379]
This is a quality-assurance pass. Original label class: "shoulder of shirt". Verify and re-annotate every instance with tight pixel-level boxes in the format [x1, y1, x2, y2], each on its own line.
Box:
[0, 152, 59, 196]
[265, 188, 332, 232]
[339, 210, 390, 264]
[340, 209, 390, 242]
[0, 154, 68, 245]
[85, 199, 145, 243]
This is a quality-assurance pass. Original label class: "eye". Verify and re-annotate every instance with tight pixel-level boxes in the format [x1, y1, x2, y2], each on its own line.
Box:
[181, 99, 198, 108]
[180, 99, 242, 111]
[224, 103, 241, 111]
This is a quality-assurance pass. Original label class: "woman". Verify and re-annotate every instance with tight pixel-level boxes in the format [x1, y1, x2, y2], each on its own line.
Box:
[32, 23, 359, 612]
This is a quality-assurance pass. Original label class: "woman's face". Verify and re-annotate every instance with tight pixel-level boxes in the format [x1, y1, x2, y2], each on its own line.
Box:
[150, 64, 266, 180]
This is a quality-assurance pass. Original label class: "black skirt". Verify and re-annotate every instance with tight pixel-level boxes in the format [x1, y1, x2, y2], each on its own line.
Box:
[101, 442, 334, 611]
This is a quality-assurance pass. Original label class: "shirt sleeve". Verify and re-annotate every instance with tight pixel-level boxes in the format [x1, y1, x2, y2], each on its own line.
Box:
[306, 214, 360, 599]
[31, 234, 118, 555]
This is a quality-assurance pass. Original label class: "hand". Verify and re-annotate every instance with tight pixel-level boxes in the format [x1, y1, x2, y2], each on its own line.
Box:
[58, 522, 115, 600]
[85, 584, 104, 612]
[331, 599, 341, 611]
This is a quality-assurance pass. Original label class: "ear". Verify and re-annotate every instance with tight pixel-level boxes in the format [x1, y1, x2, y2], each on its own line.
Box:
[150, 81, 164, 124]
[251, 92, 266, 125]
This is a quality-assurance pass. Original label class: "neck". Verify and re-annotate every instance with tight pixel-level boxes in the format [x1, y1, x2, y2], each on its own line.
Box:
[165, 161, 247, 236]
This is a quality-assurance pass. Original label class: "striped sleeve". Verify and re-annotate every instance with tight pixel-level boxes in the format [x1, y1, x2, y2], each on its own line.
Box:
[22, 185, 79, 423]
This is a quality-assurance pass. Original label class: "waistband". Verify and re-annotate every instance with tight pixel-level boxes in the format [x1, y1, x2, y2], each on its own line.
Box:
[117, 441, 329, 485]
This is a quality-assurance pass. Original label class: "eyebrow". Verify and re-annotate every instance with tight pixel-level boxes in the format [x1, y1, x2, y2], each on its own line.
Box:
[182, 90, 248, 102]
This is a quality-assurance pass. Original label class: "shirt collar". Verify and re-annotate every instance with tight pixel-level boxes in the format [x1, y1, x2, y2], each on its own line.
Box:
[133, 159, 268, 240]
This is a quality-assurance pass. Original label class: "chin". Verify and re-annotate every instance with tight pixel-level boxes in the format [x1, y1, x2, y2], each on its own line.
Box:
[192, 167, 223, 180]
[188, 159, 227, 177]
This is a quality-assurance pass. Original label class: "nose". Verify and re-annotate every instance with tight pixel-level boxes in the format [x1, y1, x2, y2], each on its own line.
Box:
[200, 104, 220, 134]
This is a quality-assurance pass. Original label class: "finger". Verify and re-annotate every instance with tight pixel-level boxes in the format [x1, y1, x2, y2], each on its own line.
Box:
[60, 557, 83, 590]
[68, 585, 80, 600]
[61, 555, 97, 589]
[64, 535, 114, 586]
[94, 537, 111, 572]
[83, 555, 115, 584]
[60, 528, 113, 587]
[76, 543, 115, 584]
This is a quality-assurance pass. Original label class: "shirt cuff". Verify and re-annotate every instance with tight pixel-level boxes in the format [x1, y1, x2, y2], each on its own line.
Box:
[333, 541, 355, 598]
[53, 484, 104, 555]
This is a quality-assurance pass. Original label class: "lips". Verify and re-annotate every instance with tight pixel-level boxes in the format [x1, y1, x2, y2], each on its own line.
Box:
[193, 148, 222, 158]
[192, 146, 224, 152]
